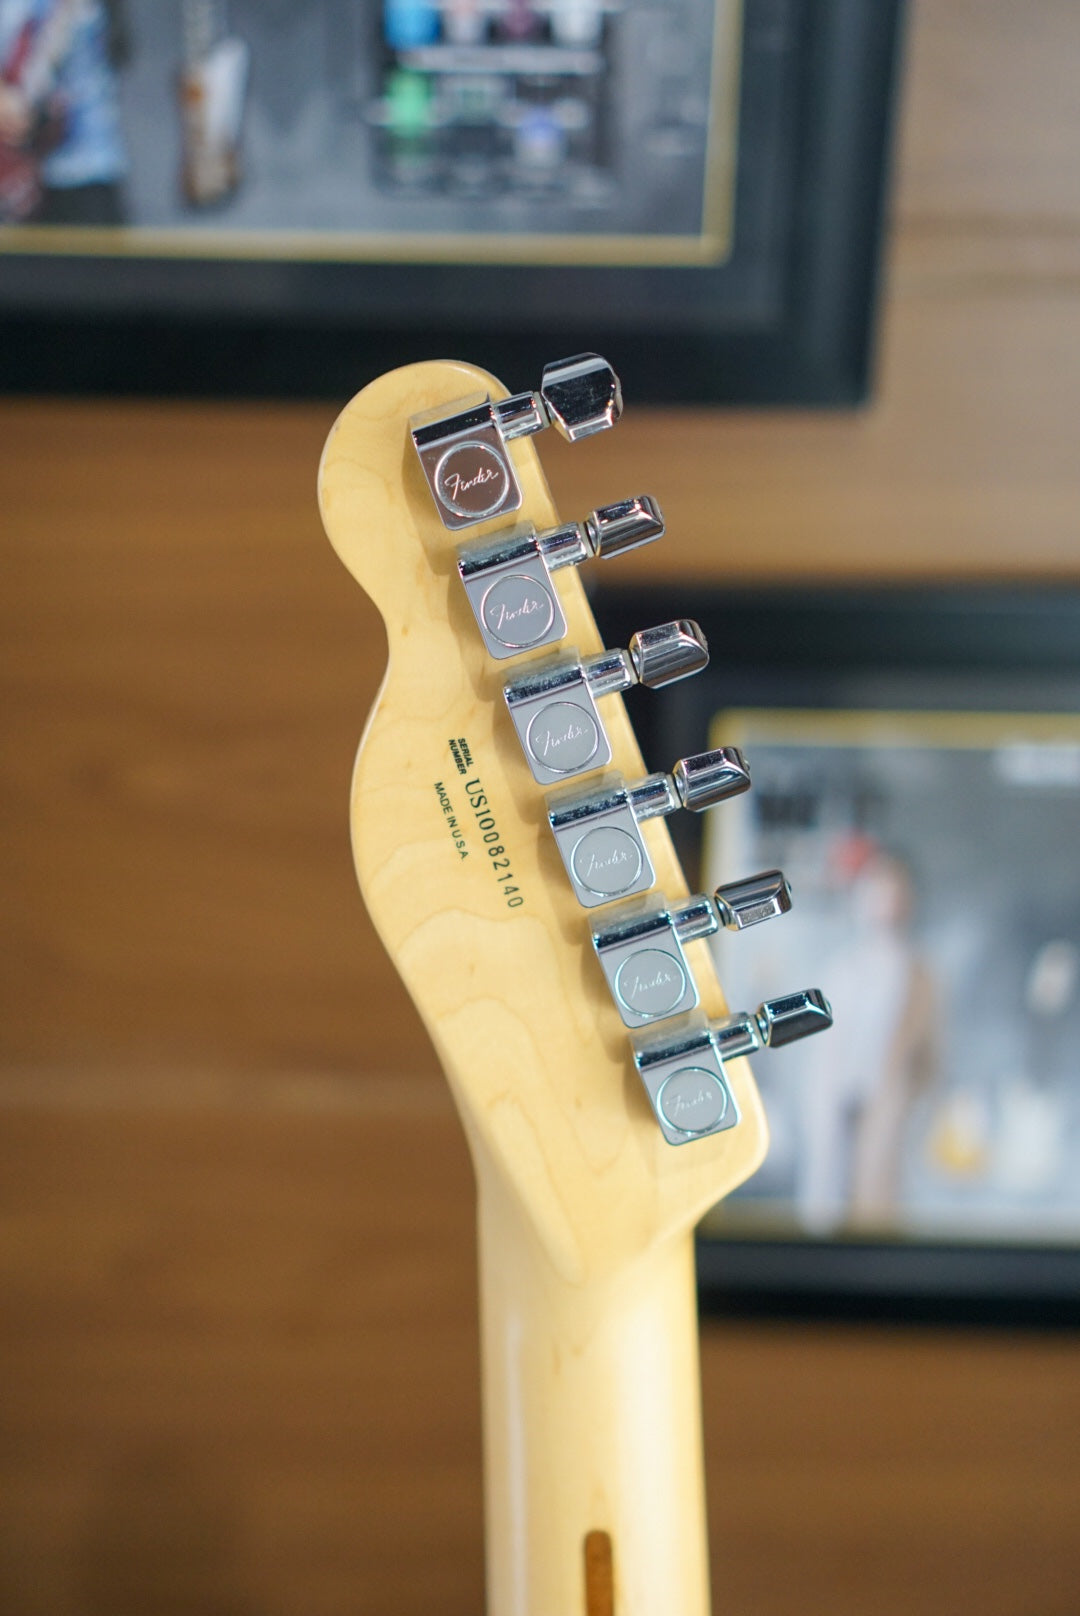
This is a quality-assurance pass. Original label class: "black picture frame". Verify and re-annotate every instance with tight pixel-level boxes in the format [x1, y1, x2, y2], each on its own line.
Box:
[592, 583, 1080, 1326]
[0, 0, 905, 403]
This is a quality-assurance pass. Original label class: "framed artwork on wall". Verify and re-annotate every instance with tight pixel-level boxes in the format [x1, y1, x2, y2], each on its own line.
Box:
[593, 584, 1080, 1323]
[0, 0, 904, 400]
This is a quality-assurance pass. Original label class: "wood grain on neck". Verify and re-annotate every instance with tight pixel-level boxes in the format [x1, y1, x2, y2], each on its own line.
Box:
[318, 360, 768, 1612]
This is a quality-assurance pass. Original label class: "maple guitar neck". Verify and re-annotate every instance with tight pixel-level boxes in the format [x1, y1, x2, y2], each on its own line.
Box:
[478, 1170, 709, 1616]
[318, 358, 827, 1616]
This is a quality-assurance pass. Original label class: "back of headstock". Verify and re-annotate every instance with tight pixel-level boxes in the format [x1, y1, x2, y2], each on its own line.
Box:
[318, 356, 831, 1616]
[318, 358, 797, 1280]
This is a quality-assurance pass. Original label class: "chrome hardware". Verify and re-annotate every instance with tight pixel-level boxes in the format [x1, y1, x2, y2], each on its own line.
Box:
[583, 495, 665, 560]
[494, 393, 547, 439]
[592, 873, 791, 1028]
[712, 869, 793, 931]
[538, 353, 622, 442]
[628, 620, 709, 688]
[632, 1017, 742, 1144]
[546, 748, 752, 907]
[592, 896, 703, 1027]
[503, 622, 709, 786]
[410, 353, 621, 531]
[631, 989, 833, 1146]
[411, 397, 523, 531]
[457, 496, 664, 660]
[755, 988, 835, 1048]
[674, 749, 752, 812]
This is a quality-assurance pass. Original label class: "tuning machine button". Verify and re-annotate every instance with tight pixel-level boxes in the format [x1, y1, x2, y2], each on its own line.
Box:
[457, 496, 664, 660]
[712, 869, 795, 931]
[753, 989, 835, 1049]
[591, 873, 792, 1028]
[503, 621, 709, 786]
[627, 621, 709, 689]
[537, 353, 622, 442]
[410, 353, 622, 531]
[546, 748, 751, 907]
[631, 989, 833, 1146]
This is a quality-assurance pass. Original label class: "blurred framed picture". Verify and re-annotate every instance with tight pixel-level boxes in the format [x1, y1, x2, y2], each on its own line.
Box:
[0, 0, 904, 400]
[593, 584, 1080, 1320]
[702, 710, 1080, 1246]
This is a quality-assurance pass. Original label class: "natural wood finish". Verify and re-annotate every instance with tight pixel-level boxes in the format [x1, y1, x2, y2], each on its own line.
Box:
[317, 360, 766, 1267]
[317, 360, 767, 1616]
[477, 1176, 708, 1616]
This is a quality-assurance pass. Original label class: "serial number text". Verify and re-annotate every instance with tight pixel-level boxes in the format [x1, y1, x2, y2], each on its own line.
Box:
[465, 776, 523, 909]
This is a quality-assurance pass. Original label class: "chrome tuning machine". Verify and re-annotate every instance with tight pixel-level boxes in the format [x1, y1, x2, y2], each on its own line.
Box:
[546, 748, 751, 907]
[632, 990, 834, 1146]
[457, 496, 664, 660]
[411, 353, 622, 531]
[503, 621, 709, 786]
[591, 874, 793, 1028]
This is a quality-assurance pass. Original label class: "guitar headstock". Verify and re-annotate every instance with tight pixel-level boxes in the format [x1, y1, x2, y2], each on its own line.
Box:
[318, 358, 829, 1284]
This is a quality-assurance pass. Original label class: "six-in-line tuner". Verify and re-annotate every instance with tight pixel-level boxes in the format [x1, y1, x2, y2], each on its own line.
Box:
[408, 348, 832, 1146]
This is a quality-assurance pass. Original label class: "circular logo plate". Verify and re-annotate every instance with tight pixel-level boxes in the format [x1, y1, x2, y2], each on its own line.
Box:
[615, 948, 688, 1019]
[657, 1067, 730, 1135]
[481, 574, 556, 648]
[570, 826, 643, 897]
[526, 701, 600, 775]
[434, 440, 510, 520]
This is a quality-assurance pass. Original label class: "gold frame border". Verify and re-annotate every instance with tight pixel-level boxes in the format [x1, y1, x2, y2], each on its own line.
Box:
[709, 708, 1080, 753]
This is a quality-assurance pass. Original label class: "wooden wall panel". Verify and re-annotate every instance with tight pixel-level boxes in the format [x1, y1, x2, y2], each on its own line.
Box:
[0, 401, 442, 1079]
[1, 1085, 1078, 1616]
[2, 6, 1080, 1615]
[896, 0, 1080, 224]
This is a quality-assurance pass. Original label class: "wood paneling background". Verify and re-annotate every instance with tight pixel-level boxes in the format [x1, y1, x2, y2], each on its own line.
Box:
[2, 4, 1079, 1613]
